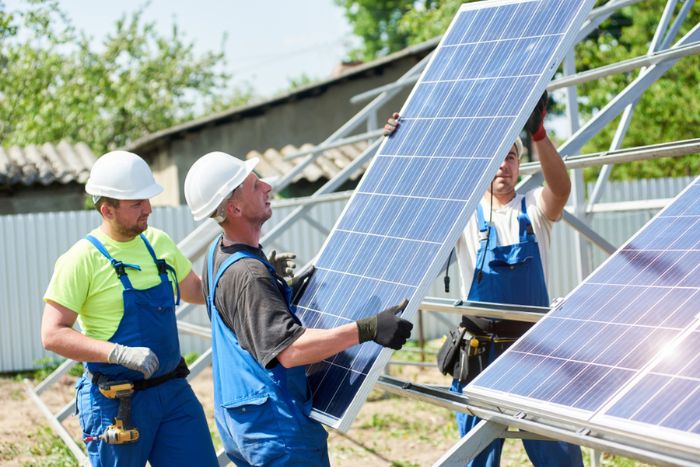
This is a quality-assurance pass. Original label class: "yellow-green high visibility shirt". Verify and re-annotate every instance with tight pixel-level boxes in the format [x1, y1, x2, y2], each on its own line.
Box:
[44, 227, 192, 341]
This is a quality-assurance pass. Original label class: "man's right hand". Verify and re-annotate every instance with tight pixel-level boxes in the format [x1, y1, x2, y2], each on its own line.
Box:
[356, 299, 413, 350]
[108, 344, 159, 379]
[383, 112, 400, 136]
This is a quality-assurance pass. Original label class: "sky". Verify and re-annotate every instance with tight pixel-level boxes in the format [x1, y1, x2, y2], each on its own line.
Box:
[6, 0, 359, 97]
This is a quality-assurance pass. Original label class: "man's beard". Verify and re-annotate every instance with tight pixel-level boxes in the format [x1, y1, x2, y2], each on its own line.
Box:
[115, 219, 147, 239]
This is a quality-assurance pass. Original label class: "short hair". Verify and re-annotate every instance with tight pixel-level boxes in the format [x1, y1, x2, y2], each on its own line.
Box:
[94, 196, 119, 213]
[211, 188, 237, 224]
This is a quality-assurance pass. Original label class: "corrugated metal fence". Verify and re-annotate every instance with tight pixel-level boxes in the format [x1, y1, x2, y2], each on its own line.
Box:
[0, 176, 694, 372]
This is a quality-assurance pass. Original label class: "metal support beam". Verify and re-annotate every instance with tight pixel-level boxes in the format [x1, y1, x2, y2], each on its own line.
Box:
[419, 297, 548, 323]
[561, 210, 617, 254]
[520, 23, 700, 194]
[559, 23, 700, 158]
[281, 129, 384, 162]
[24, 379, 89, 465]
[435, 419, 508, 467]
[549, 40, 700, 90]
[660, 0, 696, 50]
[519, 138, 700, 174]
[262, 138, 381, 244]
[272, 55, 431, 191]
[587, 0, 684, 213]
[376, 376, 700, 466]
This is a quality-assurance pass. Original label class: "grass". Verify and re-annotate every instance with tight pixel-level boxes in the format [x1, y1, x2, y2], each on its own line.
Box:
[17, 357, 84, 383]
[23, 426, 78, 467]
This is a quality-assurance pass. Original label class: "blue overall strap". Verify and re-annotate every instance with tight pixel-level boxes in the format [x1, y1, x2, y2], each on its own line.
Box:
[206, 235, 223, 320]
[139, 233, 181, 305]
[85, 235, 140, 289]
[517, 197, 534, 242]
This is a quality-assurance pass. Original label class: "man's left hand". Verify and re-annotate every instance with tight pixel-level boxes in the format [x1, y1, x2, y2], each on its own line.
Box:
[383, 112, 400, 136]
[525, 91, 548, 141]
[269, 250, 296, 279]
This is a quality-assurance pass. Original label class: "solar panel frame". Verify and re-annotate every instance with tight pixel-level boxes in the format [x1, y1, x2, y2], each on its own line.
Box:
[297, 0, 597, 432]
[466, 177, 700, 461]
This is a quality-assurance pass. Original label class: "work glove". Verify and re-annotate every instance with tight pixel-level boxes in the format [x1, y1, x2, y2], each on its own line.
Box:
[525, 91, 548, 141]
[383, 112, 400, 136]
[108, 344, 159, 379]
[268, 250, 296, 280]
[291, 264, 315, 305]
[356, 299, 413, 350]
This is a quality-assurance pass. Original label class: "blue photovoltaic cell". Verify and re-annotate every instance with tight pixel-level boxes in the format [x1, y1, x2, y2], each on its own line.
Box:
[468, 178, 700, 451]
[295, 0, 595, 431]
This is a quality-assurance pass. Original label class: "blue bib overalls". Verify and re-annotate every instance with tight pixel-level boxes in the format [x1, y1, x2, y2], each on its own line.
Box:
[206, 237, 329, 467]
[75, 234, 217, 467]
[451, 199, 583, 467]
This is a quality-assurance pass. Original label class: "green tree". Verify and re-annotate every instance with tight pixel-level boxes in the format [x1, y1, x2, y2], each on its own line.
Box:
[335, 0, 448, 60]
[337, 0, 699, 180]
[0, 0, 252, 154]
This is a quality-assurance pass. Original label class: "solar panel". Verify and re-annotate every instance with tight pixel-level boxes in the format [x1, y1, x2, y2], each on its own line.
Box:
[295, 0, 596, 432]
[467, 177, 700, 460]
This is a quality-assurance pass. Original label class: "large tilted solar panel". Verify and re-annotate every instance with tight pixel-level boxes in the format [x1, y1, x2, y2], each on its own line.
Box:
[295, 0, 596, 432]
[467, 177, 700, 460]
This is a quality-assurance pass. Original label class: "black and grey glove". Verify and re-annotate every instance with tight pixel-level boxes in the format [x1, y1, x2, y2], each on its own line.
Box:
[525, 90, 548, 141]
[291, 264, 315, 304]
[268, 250, 297, 280]
[108, 344, 159, 379]
[356, 299, 412, 350]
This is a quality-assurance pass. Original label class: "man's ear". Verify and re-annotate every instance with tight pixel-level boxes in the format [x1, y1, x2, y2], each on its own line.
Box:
[228, 200, 241, 217]
[99, 203, 114, 220]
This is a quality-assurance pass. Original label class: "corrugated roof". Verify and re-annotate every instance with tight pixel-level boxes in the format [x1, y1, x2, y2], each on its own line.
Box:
[0, 142, 97, 187]
[247, 141, 370, 184]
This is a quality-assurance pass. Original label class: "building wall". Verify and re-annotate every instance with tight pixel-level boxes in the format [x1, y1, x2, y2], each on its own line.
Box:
[0, 184, 87, 215]
[138, 54, 426, 205]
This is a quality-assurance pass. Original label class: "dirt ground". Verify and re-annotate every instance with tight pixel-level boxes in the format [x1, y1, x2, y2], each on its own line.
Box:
[0, 362, 537, 466]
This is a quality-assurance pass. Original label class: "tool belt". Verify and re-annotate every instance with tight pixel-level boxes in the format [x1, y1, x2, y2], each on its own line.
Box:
[89, 357, 190, 390]
[436, 317, 530, 385]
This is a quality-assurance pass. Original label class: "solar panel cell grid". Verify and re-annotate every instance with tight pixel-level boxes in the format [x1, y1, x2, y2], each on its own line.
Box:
[297, 0, 596, 430]
[467, 177, 700, 454]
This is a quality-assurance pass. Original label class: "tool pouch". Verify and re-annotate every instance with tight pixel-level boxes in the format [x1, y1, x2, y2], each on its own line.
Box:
[452, 340, 487, 385]
[436, 326, 468, 377]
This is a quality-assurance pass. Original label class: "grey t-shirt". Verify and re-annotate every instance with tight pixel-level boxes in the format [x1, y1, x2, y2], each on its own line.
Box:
[202, 241, 305, 368]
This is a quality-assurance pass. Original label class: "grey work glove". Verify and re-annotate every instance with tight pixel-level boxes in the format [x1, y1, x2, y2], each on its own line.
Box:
[356, 299, 413, 350]
[268, 250, 296, 280]
[383, 112, 400, 136]
[108, 344, 159, 379]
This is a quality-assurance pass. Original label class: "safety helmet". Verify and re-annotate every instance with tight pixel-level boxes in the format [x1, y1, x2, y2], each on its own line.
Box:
[184, 151, 259, 221]
[514, 137, 524, 159]
[86, 151, 163, 200]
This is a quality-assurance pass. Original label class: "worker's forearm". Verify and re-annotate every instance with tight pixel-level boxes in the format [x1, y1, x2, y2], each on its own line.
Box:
[277, 323, 359, 368]
[42, 326, 114, 363]
[180, 271, 205, 305]
[533, 136, 570, 199]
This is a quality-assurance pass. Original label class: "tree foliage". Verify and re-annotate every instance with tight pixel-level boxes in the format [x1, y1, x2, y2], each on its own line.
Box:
[0, 0, 252, 154]
[337, 0, 699, 180]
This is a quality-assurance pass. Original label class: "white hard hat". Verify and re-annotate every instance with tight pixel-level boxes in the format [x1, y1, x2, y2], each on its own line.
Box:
[514, 137, 524, 159]
[86, 151, 163, 200]
[184, 151, 259, 221]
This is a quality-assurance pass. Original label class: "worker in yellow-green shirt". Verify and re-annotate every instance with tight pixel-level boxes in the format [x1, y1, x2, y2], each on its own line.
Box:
[41, 151, 218, 467]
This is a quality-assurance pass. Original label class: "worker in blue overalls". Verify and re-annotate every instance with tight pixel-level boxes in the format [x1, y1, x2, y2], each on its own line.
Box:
[42, 151, 218, 466]
[183, 151, 414, 466]
[385, 92, 583, 466]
